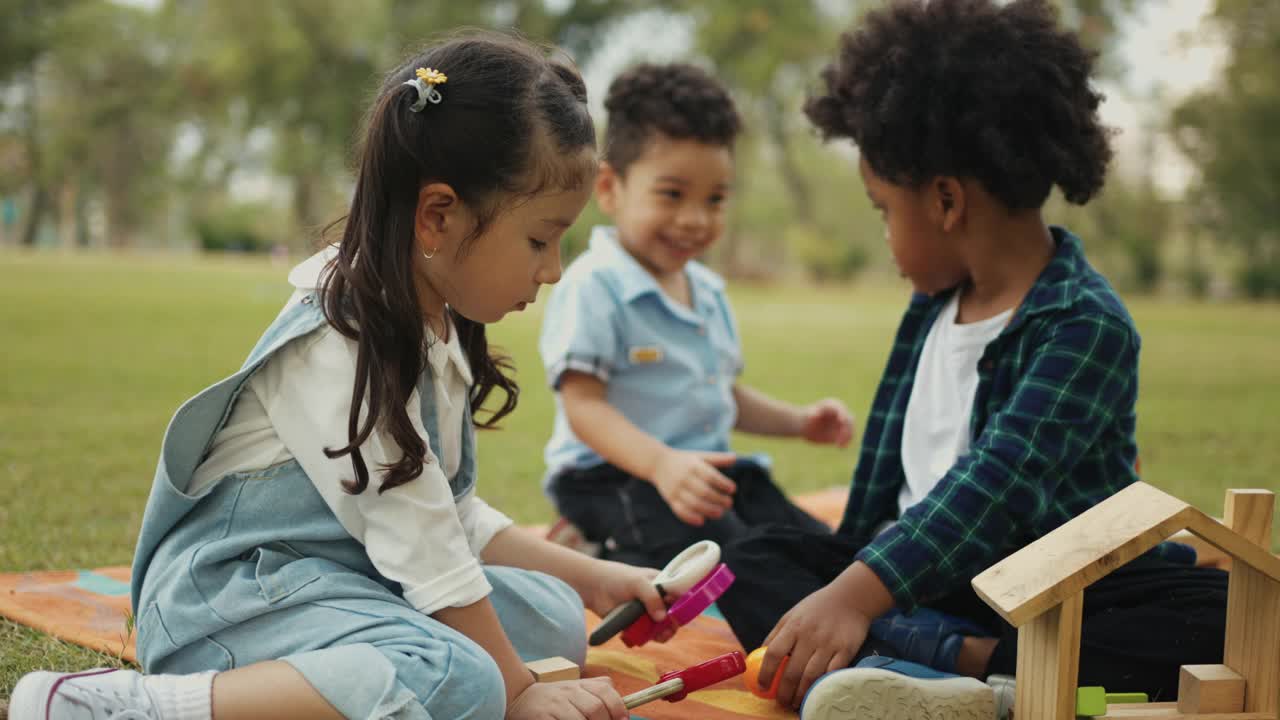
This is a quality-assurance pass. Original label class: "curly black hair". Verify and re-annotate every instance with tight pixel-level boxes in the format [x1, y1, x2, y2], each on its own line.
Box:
[604, 62, 742, 175]
[805, 0, 1113, 209]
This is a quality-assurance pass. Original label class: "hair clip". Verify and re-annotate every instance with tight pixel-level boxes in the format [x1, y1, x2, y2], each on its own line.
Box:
[403, 67, 448, 112]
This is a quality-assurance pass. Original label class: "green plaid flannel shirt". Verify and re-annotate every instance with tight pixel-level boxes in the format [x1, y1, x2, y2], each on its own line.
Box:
[838, 227, 1190, 609]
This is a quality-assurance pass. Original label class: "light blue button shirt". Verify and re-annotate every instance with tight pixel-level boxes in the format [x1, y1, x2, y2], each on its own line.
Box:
[540, 226, 744, 488]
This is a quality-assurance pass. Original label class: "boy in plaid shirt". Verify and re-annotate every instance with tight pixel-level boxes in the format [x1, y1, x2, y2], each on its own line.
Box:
[716, 1, 1230, 718]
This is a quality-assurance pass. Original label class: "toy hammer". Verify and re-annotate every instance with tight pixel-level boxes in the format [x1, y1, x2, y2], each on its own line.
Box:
[621, 651, 747, 709]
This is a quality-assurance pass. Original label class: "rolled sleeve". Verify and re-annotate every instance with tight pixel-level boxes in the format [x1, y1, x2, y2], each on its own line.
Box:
[456, 491, 515, 556]
[539, 273, 621, 389]
[857, 314, 1140, 608]
[258, 326, 493, 615]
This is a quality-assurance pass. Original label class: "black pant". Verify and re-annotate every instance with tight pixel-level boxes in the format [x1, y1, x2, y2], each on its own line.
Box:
[550, 459, 832, 569]
[716, 524, 1230, 701]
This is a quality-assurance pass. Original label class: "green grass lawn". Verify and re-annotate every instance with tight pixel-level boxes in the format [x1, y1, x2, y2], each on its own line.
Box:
[2, 249, 1278, 698]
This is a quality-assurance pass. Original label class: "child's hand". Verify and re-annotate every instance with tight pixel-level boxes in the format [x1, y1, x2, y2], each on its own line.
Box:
[650, 449, 737, 527]
[508, 677, 630, 720]
[801, 398, 855, 448]
[588, 560, 677, 643]
[760, 582, 873, 709]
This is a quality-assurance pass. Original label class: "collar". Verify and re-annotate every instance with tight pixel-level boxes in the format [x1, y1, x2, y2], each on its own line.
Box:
[1002, 226, 1087, 334]
[922, 226, 1088, 327]
[287, 245, 338, 290]
[588, 225, 726, 307]
[427, 319, 473, 387]
[289, 245, 472, 385]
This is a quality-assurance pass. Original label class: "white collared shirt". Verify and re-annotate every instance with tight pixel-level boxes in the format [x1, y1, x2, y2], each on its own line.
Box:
[187, 247, 513, 614]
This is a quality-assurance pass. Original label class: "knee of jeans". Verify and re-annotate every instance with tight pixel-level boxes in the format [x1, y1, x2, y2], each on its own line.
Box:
[534, 574, 588, 665]
[407, 640, 506, 719]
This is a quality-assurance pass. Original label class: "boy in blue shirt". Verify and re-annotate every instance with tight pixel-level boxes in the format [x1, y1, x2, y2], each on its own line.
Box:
[540, 63, 855, 569]
[713, 1, 1232, 718]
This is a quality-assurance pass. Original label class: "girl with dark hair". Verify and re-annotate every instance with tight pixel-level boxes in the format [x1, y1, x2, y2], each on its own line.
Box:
[10, 33, 662, 720]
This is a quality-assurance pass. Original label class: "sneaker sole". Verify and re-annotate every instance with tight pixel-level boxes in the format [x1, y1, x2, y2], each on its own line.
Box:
[801, 668, 995, 720]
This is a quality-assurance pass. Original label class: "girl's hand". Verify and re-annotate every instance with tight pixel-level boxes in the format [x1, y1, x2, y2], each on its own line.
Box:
[800, 399, 855, 448]
[508, 677, 629, 720]
[588, 560, 677, 643]
[650, 449, 737, 526]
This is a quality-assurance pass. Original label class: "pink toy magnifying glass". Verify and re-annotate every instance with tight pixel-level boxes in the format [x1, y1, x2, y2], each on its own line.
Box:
[589, 540, 723, 646]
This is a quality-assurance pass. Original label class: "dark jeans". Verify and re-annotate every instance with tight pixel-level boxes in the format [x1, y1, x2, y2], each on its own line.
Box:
[716, 524, 1230, 701]
[550, 459, 831, 569]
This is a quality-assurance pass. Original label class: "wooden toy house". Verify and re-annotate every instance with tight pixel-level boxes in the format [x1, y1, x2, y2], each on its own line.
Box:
[972, 483, 1279, 719]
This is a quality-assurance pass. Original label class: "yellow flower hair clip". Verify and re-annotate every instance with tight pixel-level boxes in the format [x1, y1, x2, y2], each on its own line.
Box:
[403, 66, 447, 112]
[416, 67, 447, 86]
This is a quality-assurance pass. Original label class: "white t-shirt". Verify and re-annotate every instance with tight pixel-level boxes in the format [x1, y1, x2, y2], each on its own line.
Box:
[898, 293, 1012, 516]
[187, 248, 513, 615]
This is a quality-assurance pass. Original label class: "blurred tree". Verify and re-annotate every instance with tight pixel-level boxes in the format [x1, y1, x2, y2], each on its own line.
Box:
[0, 0, 82, 245]
[42, 1, 183, 247]
[156, 0, 386, 248]
[679, 0, 844, 276]
[158, 0, 661, 250]
[1, 0, 183, 248]
[1172, 0, 1280, 299]
[677, 0, 1147, 281]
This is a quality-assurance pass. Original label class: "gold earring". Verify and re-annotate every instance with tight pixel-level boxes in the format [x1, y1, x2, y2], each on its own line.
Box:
[422, 246, 437, 260]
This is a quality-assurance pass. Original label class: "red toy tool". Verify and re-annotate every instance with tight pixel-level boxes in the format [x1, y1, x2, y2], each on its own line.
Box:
[621, 651, 747, 709]
[590, 540, 723, 646]
[621, 562, 735, 647]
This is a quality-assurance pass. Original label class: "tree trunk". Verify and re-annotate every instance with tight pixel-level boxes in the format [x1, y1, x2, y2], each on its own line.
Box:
[719, 158, 746, 279]
[292, 172, 319, 252]
[21, 185, 46, 247]
[59, 180, 77, 249]
[20, 64, 43, 247]
[763, 95, 814, 226]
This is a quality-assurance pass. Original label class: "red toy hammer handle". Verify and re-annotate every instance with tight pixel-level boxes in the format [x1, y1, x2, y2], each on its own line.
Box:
[656, 650, 747, 702]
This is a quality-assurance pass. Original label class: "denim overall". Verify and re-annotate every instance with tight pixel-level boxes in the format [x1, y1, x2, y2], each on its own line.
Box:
[130, 295, 586, 719]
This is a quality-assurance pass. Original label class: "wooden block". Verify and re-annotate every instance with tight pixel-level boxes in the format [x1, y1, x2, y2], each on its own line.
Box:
[1225, 489, 1276, 549]
[1107, 693, 1150, 704]
[1014, 591, 1082, 720]
[1222, 489, 1280, 714]
[1224, 565, 1280, 713]
[1097, 700, 1276, 718]
[1177, 664, 1245, 714]
[1078, 686, 1108, 716]
[526, 656, 580, 682]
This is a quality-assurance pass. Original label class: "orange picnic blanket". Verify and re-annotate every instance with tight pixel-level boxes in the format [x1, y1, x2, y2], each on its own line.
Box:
[0, 489, 849, 719]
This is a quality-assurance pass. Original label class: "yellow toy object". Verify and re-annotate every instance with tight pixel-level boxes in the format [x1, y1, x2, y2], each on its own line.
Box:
[744, 646, 788, 699]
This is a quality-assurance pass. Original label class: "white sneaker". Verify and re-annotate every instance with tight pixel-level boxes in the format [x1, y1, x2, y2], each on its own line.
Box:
[987, 674, 1016, 720]
[8, 668, 160, 720]
[800, 657, 996, 720]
